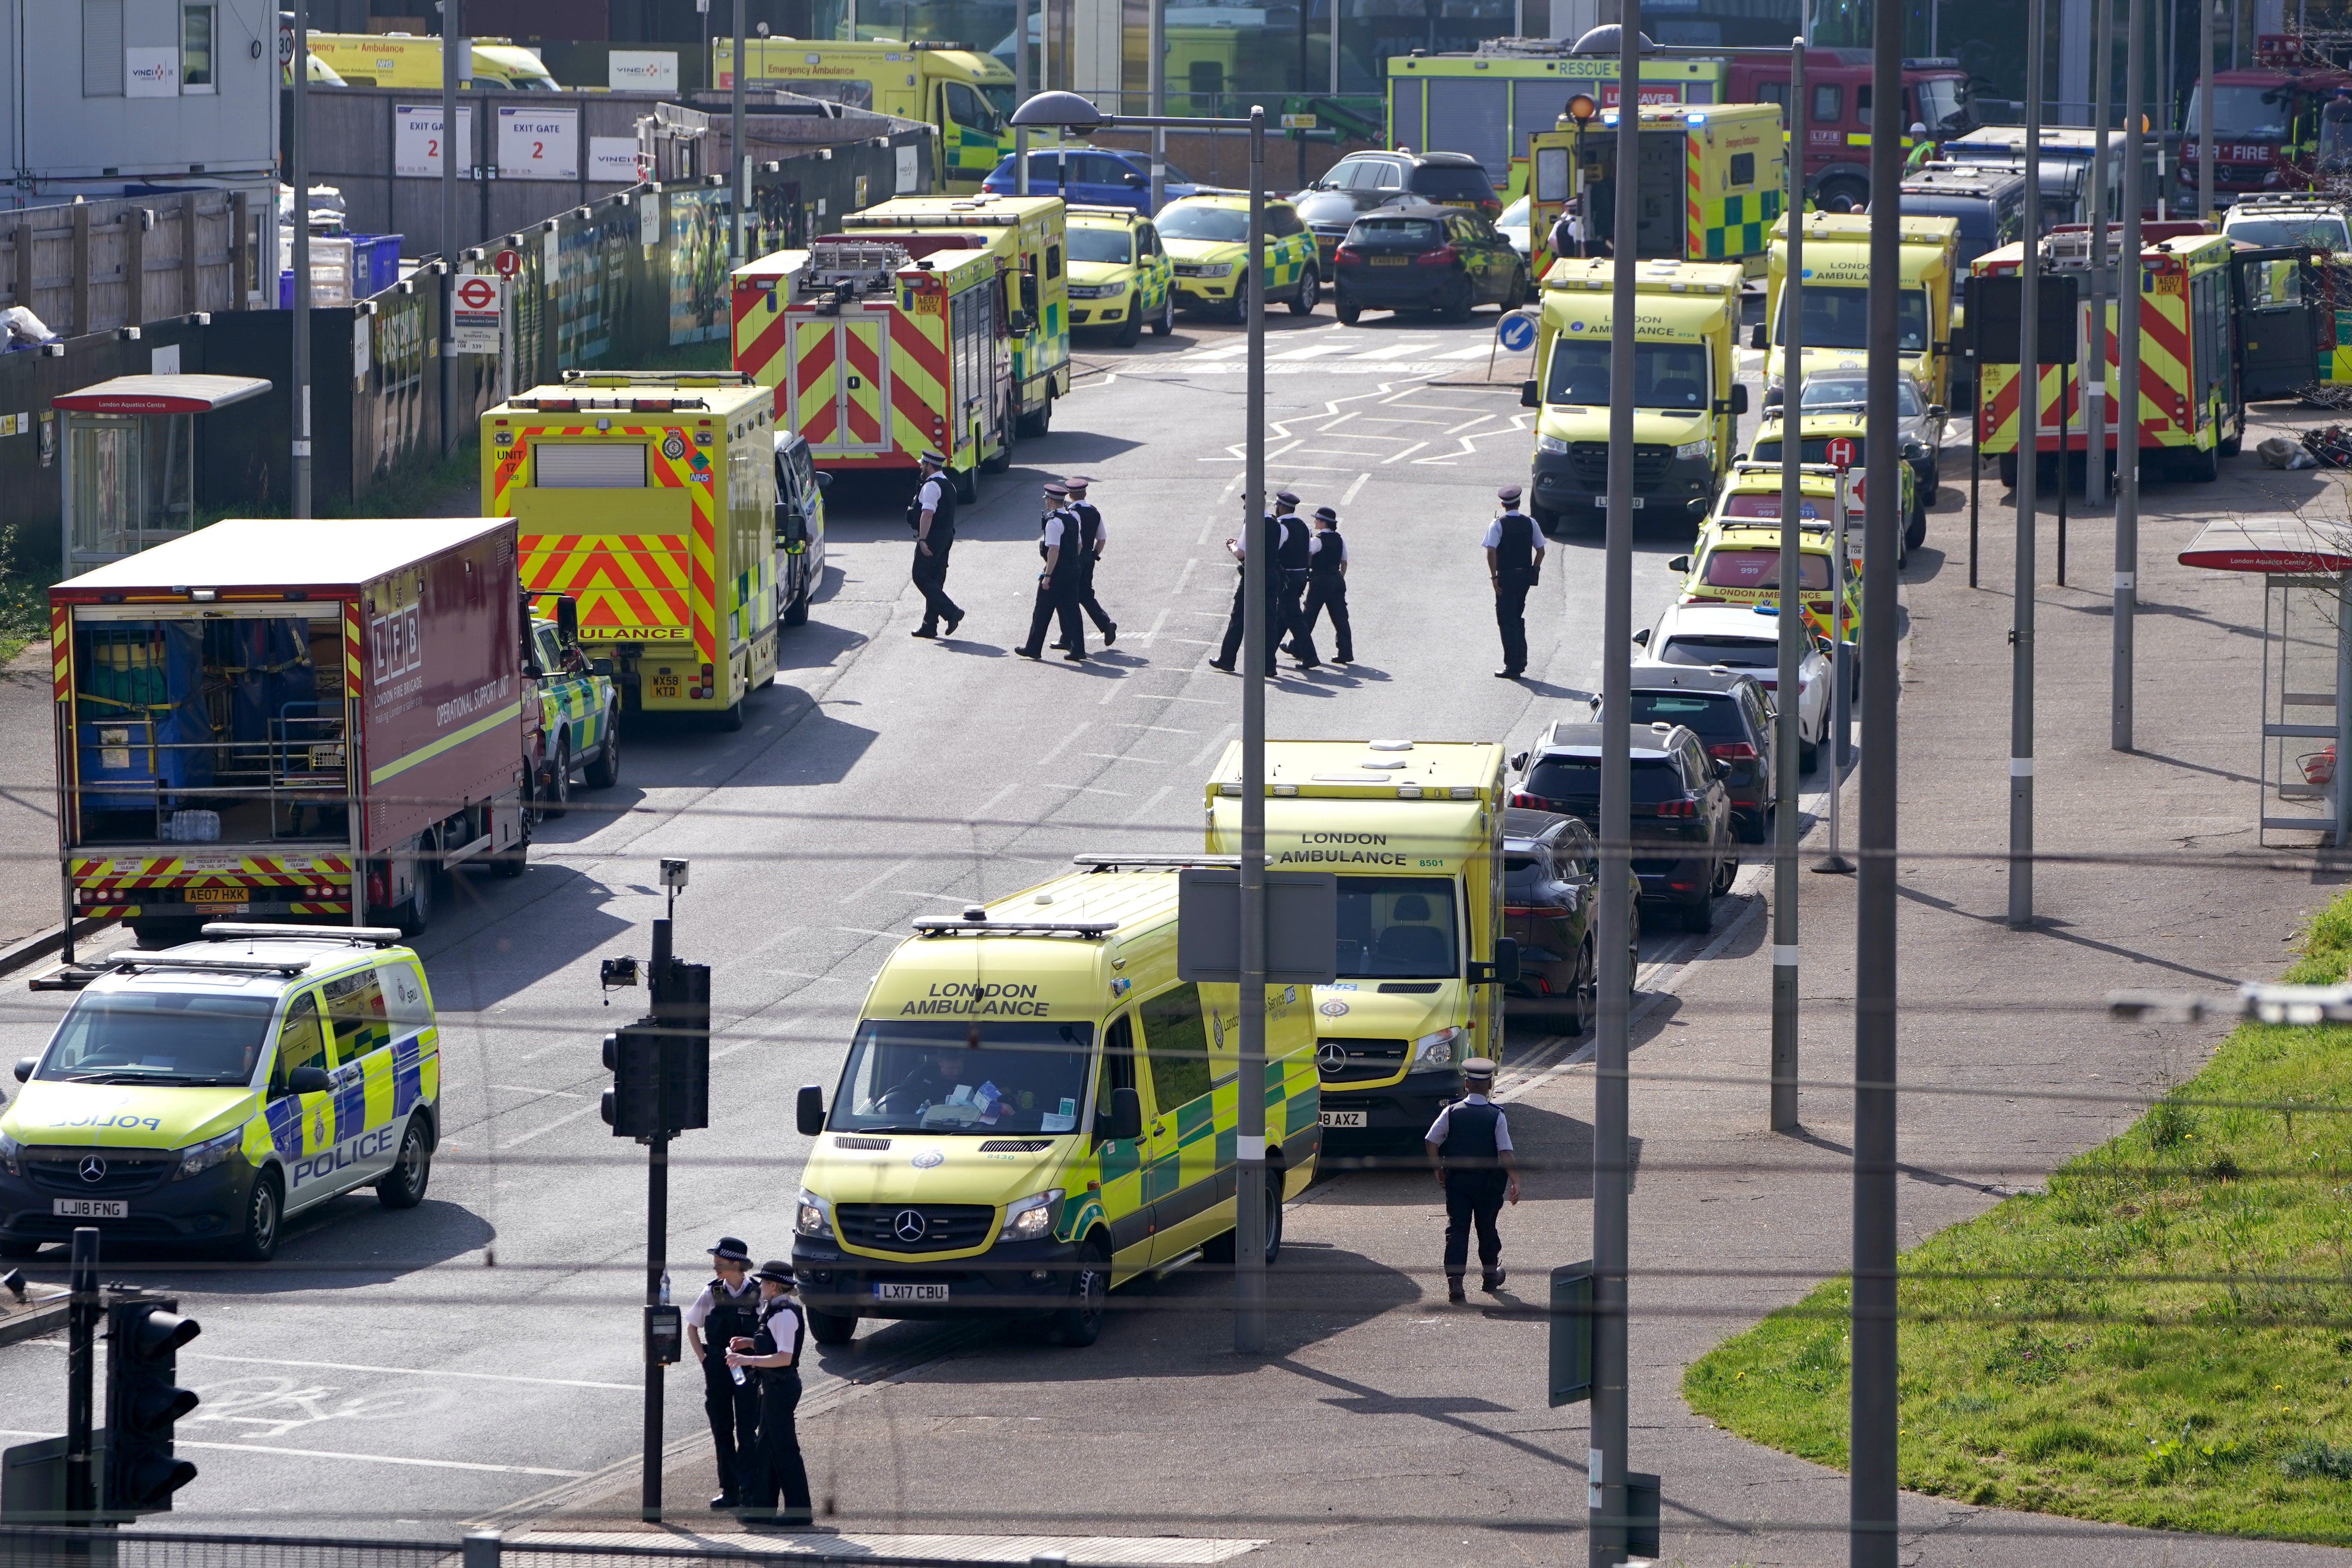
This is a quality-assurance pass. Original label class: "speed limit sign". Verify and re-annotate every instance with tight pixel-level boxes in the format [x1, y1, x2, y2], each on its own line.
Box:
[1824, 436, 1857, 471]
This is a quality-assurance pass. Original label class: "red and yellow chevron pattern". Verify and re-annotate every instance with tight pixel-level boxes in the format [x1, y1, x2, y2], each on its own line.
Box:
[736, 284, 960, 471]
[1977, 255, 2216, 459]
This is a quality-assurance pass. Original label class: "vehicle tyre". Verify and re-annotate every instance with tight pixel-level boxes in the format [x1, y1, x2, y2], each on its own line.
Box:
[1225, 274, 1252, 322]
[1799, 730, 1819, 771]
[2176, 443, 2220, 483]
[1047, 1239, 1111, 1347]
[1712, 851, 1738, 898]
[1335, 292, 1362, 325]
[1738, 808, 1770, 846]
[1678, 893, 1713, 935]
[1531, 501, 1561, 538]
[1018, 393, 1055, 439]
[1998, 451, 2017, 488]
[399, 833, 437, 938]
[806, 1307, 858, 1347]
[1440, 278, 1474, 323]
[715, 695, 746, 733]
[782, 572, 811, 627]
[1905, 502, 1927, 553]
[375, 1115, 432, 1209]
[1149, 289, 1174, 336]
[1502, 266, 1529, 312]
[1817, 175, 1868, 212]
[0, 1238, 38, 1260]
[132, 918, 200, 950]
[1625, 901, 1642, 997]
[2219, 432, 2243, 458]
[585, 713, 621, 788]
[1113, 296, 1145, 345]
[1256, 1167, 1285, 1265]
[230, 1171, 282, 1264]
[952, 464, 979, 503]
[1921, 468, 1940, 505]
[1567, 938, 1597, 1036]
[1288, 266, 1318, 316]
[542, 741, 572, 820]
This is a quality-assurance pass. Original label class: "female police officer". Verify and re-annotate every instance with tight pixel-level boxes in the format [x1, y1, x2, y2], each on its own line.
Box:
[726, 1260, 813, 1526]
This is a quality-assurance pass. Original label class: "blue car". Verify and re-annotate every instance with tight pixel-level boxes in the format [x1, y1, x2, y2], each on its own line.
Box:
[980, 145, 1204, 214]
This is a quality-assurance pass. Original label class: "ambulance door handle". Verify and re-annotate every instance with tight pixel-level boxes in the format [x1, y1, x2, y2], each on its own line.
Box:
[1151, 1122, 1164, 1136]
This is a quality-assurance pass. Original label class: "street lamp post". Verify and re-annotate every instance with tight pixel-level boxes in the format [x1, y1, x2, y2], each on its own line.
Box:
[1013, 90, 1270, 1354]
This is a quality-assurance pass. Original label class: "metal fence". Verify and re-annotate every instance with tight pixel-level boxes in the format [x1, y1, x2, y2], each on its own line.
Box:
[0, 1529, 1052, 1568]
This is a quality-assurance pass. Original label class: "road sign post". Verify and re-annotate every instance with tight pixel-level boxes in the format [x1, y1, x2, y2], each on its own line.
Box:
[1489, 308, 1537, 377]
[1816, 441, 1856, 877]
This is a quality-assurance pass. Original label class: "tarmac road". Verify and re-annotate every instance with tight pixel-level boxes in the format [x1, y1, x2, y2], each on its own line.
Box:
[0, 302, 1779, 1539]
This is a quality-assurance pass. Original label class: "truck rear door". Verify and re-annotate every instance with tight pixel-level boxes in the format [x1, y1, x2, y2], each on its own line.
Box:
[2233, 245, 2320, 403]
[789, 318, 893, 454]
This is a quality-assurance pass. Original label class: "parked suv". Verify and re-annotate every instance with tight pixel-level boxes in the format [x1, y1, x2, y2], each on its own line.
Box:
[1292, 150, 1502, 270]
[1590, 668, 1781, 843]
[1332, 205, 1529, 325]
[1509, 722, 1737, 934]
[1501, 806, 1641, 1034]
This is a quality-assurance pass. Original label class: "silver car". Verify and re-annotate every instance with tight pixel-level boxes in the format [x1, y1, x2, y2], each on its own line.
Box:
[1763, 371, 1946, 505]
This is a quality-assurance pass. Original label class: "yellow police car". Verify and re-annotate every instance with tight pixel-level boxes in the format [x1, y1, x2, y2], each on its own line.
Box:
[0, 925, 441, 1263]
[1158, 193, 1320, 321]
[1064, 205, 1175, 345]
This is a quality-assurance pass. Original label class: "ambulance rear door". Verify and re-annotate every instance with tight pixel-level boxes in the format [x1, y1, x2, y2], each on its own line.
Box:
[789, 316, 894, 454]
[2232, 245, 2319, 404]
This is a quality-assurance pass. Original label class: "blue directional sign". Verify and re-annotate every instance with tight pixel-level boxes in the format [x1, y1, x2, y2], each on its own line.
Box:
[1497, 311, 1537, 354]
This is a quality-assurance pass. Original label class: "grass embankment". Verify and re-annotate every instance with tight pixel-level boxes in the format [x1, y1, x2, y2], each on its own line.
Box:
[1684, 893, 2352, 1544]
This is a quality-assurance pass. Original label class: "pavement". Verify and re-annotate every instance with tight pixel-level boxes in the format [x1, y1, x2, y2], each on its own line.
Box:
[0, 298, 2345, 1565]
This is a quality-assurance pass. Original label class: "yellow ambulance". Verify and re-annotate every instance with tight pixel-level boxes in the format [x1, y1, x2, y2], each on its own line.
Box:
[1203, 740, 1516, 1140]
[483, 372, 780, 730]
[716, 38, 1014, 192]
[1520, 257, 1748, 534]
[303, 33, 560, 90]
[1758, 210, 1960, 407]
[1525, 103, 1785, 285]
[787, 866, 1319, 1347]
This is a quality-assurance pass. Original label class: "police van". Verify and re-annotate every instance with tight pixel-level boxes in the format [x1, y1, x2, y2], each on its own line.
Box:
[788, 865, 1319, 1348]
[0, 926, 440, 1263]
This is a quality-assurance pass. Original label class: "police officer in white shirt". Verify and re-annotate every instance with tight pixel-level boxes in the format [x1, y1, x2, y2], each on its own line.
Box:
[907, 449, 963, 640]
[1016, 481, 1087, 662]
[683, 1235, 762, 1509]
[1060, 476, 1117, 647]
[1483, 484, 1545, 679]
[1301, 505, 1351, 664]
[1424, 1059, 1521, 1302]
[726, 1260, 813, 1526]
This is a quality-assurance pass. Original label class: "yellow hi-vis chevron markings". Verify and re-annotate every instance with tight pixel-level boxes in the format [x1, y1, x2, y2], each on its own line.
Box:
[494, 425, 719, 664]
[1977, 262, 2206, 457]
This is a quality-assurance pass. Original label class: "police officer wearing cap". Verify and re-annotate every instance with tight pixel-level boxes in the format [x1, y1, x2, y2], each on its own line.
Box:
[1016, 481, 1088, 663]
[726, 1260, 813, 1526]
[1209, 502, 1285, 673]
[684, 1236, 762, 1509]
[1424, 1059, 1521, 1303]
[1271, 490, 1321, 670]
[1301, 505, 1351, 665]
[1059, 476, 1117, 647]
[907, 450, 963, 640]
[1484, 485, 1545, 679]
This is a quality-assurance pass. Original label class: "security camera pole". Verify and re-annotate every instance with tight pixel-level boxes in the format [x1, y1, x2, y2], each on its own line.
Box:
[1771, 36, 1805, 1135]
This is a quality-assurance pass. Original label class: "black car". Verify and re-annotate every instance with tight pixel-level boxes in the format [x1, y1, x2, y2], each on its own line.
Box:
[1332, 205, 1530, 325]
[1508, 722, 1737, 934]
[1501, 806, 1641, 1033]
[1292, 149, 1503, 271]
[1589, 670, 1779, 844]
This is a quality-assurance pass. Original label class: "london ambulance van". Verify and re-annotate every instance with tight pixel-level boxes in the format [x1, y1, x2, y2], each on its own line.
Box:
[716, 37, 1014, 192]
[302, 32, 561, 89]
[788, 866, 1319, 1348]
[1203, 740, 1516, 1140]
[1758, 210, 1961, 407]
[0, 926, 440, 1265]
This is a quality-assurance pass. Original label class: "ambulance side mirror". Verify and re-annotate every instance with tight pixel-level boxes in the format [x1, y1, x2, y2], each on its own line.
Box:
[1728, 384, 1749, 415]
[813, 471, 833, 490]
[1469, 938, 1522, 986]
[555, 595, 580, 648]
[1666, 555, 1690, 572]
[1108, 1085, 1143, 1142]
[287, 1066, 331, 1094]
[12, 1056, 31, 1083]
[1007, 308, 1034, 335]
[1749, 322, 1767, 349]
[1519, 379, 1539, 408]
[796, 1085, 825, 1137]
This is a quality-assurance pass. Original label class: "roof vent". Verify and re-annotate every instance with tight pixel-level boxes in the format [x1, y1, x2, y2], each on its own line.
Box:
[963, 904, 987, 920]
[1368, 739, 1413, 751]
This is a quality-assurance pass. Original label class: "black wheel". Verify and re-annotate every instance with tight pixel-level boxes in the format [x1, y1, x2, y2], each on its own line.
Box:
[1114, 296, 1144, 345]
[132, 918, 199, 950]
[1149, 289, 1174, 336]
[1799, 730, 1819, 771]
[1225, 274, 1252, 323]
[1905, 504, 1927, 553]
[1738, 809, 1770, 845]
[399, 834, 437, 937]
[1335, 293, 1362, 325]
[1440, 278, 1474, 323]
[1712, 850, 1738, 898]
[2177, 444, 2220, 483]
[1288, 266, 1318, 316]
[1257, 1168, 1285, 1265]
[715, 695, 746, 732]
[781, 572, 810, 627]
[1566, 938, 1596, 1036]
[1531, 502, 1561, 538]
[0, 1238, 39, 1259]
[2219, 432, 2243, 458]
[806, 1307, 858, 1346]
[1017, 393, 1055, 439]
[584, 714, 621, 788]
[230, 1172, 282, 1263]
[1997, 451, 2017, 488]
[1678, 894, 1713, 935]
[1817, 175, 1868, 212]
[952, 465, 978, 503]
[1048, 1240, 1110, 1347]
[1625, 901, 1642, 997]
[375, 1116, 431, 1209]
[542, 742, 572, 819]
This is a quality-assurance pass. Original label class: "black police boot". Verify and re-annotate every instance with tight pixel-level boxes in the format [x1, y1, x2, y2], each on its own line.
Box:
[1482, 1267, 1507, 1294]
[1446, 1276, 1467, 1305]
[710, 1492, 737, 1510]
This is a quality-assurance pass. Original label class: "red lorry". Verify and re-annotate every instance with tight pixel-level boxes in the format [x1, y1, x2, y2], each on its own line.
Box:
[50, 517, 533, 951]
[1726, 50, 1978, 212]
[2178, 33, 2352, 207]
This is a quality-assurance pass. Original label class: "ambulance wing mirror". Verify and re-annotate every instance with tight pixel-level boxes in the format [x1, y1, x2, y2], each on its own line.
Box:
[1726, 384, 1749, 416]
[1469, 937, 1522, 986]
[1007, 308, 1034, 334]
[1749, 322, 1768, 349]
[1108, 1085, 1143, 1142]
[813, 471, 833, 490]
[556, 594, 580, 648]
[1519, 378, 1540, 408]
[796, 1085, 825, 1137]
[287, 1066, 332, 1094]
[12, 1056, 31, 1083]
[1666, 555, 1690, 573]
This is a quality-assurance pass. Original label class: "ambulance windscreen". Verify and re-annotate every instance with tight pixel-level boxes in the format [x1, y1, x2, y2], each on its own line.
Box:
[1333, 875, 1460, 980]
[1776, 286, 1929, 353]
[833, 1020, 1096, 1135]
[36, 989, 279, 1087]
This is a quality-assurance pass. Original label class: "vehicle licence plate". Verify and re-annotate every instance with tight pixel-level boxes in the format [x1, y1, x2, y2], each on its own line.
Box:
[1370, 256, 1409, 266]
[186, 886, 246, 905]
[873, 1282, 948, 1303]
[1320, 1110, 1368, 1128]
[52, 1199, 126, 1220]
[651, 676, 680, 700]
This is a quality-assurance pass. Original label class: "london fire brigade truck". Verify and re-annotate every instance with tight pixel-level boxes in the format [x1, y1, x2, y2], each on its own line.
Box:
[2180, 32, 2352, 209]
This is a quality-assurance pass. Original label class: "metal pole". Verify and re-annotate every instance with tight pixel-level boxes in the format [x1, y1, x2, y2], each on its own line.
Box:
[731, 0, 747, 263]
[438, 0, 458, 462]
[2086, 0, 2110, 506]
[2199, 0, 2215, 219]
[1235, 106, 1268, 1357]
[1149, 0, 1166, 211]
[2056, 358, 2068, 584]
[1851, 0, 1903, 1554]
[641, 916, 673, 1522]
[1015, 0, 1030, 194]
[1588, 7, 1639, 1562]
[1330, 0, 1340, 94]
[2115, 0, 2143, 754]
[2337, 571, 2352, 847]
[65, 1228, 97, 1520]
[1968, 360, 1980, 589]
[293, 0, 313, 514]
[2009, 0, 2043, 930]
[1772, 38, 1805, 1136]
[1817, 488, 1853, 874]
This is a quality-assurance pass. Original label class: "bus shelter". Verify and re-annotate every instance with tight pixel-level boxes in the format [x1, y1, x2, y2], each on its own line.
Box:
[54, 374, 271, 575]
[2179, 517, 2352, 847]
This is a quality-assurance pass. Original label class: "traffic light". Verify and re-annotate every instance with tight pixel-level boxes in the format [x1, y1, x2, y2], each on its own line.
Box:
[659, 960, 710, 1132]
[103, 1296, 199, 1515]
[600, 1020, 662, 1137]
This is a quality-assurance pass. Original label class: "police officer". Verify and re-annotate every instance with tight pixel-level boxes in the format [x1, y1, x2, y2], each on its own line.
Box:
[1016, 481, 1088, 663]
[1271, 490, 1321, 670]
[726, 1260, 813, 1526]
[1424, 1059, 1521, 1303]
[1301, 505, 1351, 665]
[1484, 485, 1545, 679]
[907, 449, 963, 640]
[683, 1236, 762, 1509]
[1209, 502, 1284, 673]
[1060, 476, 1117, 647]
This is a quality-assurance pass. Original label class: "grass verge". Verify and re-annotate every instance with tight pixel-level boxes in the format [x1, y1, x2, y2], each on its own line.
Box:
[1684, 890, 2352, 1544]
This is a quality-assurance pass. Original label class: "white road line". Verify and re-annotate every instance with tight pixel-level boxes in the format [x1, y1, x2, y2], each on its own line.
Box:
[1103, 722, 1197, 733]
[1347, 340, 1435, 359]
[180, 1354, 636, 1392]
[1341, 471, 1371, 505]
[499, 1103, 599, 1149]
[1432, 342, 1499, 359]
[1379, 442, 1430, 464]
[1268, 343, 1362, 361]
[839, 856, 915, 904]
[1034, 723, 1089, 766]
[490, 1085, 581, 1098]
[966, 781, 1021, 826]
[1174, 557, 1197, 594]
[1125, 783, 1176, 823]
[1081, 753, 1174, 764]
[0, 1431, 591, 1478]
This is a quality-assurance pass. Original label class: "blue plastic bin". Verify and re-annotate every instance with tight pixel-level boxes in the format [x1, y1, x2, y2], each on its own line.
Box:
[348, 234, 403, 298]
